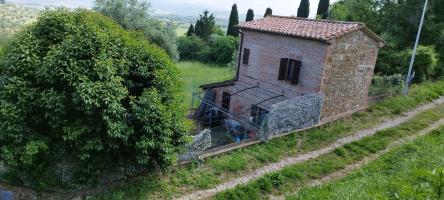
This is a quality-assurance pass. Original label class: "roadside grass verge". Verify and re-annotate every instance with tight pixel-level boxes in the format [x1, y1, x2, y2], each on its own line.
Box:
[288, 126, 444, 200]
[177, 61, 234, 108]
[214, 105, 444, 199]
[93, 80, 444, 199]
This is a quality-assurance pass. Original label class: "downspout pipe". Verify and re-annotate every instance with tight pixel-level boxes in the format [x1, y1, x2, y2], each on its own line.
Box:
[236, 30, 244, 81]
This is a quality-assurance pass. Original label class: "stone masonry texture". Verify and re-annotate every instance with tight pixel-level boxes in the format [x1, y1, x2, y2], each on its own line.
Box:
[320, 30, 380, 119]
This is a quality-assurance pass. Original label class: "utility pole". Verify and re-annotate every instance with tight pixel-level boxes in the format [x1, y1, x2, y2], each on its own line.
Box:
[402, 0, 429, 96]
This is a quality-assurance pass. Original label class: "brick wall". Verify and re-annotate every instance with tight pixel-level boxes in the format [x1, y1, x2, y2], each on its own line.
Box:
[238, 31, 328, 97]
[320, 30, 380, 119]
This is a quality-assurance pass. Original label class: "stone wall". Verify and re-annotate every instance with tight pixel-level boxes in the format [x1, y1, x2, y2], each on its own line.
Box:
[320, 30, 380, 119]
[260, 93, 324, 139]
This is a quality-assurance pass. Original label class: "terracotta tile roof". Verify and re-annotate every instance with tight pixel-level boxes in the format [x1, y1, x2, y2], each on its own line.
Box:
[236, 15, 386, 45]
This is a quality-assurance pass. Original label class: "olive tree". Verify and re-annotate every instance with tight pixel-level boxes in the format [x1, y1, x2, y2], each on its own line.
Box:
[0, 9, 189, 187]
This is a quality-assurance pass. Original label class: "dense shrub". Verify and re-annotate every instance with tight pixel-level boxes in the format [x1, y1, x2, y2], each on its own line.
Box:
[0, 9, 189, 188]
[177, 35, 206, 60]
[178, 35, 238, 64]
[376, 45, 439, 83]
[403, 45, 438, 83]
[208, 35, 238, 64]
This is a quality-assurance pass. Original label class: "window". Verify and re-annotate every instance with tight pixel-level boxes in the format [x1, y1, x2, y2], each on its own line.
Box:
[251, 105, 269, 127]
[222, 92, 231, 110]
[278, 58, 301, 84]
[242, 48, 250, 64]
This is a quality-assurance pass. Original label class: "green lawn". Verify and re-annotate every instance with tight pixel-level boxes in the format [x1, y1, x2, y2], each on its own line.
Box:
[288, 126, 444, 200]
[177, 61, 234, 108]
[215, 105, 444, 199]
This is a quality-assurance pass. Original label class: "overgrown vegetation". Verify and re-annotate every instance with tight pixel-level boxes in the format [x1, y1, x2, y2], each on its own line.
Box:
[289, 127, 444, 200]
[178, 10, 238, 64]
[93, 80, 444, 199]
[0, 9, 189, 188]
[215, 106, 444, 199]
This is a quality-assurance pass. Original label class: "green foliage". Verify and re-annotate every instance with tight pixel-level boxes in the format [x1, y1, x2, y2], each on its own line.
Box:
[94, 0, 179, 60]
[186, 23, 195, 36]
[0, 9, 189, 188]
[369, 74, 404, 96]
[405, 45, 439, 83]
[246, 9, 254, 22]
[297, 0, 310, 18]
[178, 35, 238, 64]
[207, 35, 239, 64]
[227, 4, 239, 37]
[194, 10, 215, 42]
[264, 7, 273, 17]
[316, 0, 330, 19]
[178, 35, 206, 60]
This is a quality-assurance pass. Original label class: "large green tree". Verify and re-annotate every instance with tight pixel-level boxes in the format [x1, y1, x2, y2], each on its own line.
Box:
[246, 9, 254, 22]
[264, 7, 273, 17]
[94, 0, 179, 60]
[316, 0, 330, 19]
[227, 4, 239, 37]
[194, 10, 215, 41]
[297, 0, 310, 18]
[0, 9, 189, 187]
[186, 23, 195, 36]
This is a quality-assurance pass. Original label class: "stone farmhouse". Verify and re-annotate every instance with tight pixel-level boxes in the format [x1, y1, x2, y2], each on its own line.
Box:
[194, 16, 386, 139]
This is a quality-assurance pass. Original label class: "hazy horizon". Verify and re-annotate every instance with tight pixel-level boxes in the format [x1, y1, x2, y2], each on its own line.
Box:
[7, 0, 339, 19]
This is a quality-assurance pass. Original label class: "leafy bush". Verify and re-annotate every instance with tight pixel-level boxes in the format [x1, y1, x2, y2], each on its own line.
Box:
[177, 35, 206, 60]
[0, 9, 189, 188]
[376, 45, 438, 83]
[369, 74, 404, 96]
[403, 45, 439, 83]
[178, 35, 238, 64]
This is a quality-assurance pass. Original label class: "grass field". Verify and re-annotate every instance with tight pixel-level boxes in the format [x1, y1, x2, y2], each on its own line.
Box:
[176, 27, 188, 37]
[215, 105, 444, 199]
[177, 61, 234, 108]
[0, 4, 40, 41]
[288, 126, 444, 200]
[92, 80, 444, 199]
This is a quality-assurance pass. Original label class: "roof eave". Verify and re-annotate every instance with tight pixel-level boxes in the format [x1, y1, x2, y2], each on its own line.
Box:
[237, 26, 331, 44]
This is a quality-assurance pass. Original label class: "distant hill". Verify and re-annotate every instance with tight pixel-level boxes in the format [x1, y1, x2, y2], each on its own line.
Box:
[0, 3, 41, 40]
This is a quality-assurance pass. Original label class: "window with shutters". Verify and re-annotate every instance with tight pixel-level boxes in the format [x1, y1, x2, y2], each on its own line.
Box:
[242, 48, 250, 64]
[278, 58, 301, 85]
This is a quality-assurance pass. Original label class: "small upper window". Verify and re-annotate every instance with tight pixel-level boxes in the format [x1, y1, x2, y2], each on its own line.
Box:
[243, 48, 250, 64]
[278, 58, 301, 85]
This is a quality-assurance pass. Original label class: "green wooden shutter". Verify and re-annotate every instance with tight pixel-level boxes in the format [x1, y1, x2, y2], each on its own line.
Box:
[291, 60, 302, 84]
[278, 58, 288, 80]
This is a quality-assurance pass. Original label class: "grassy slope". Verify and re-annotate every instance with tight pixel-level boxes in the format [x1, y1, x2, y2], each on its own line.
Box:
[177, 61, 234, 108]
[0, 4, 40, 41]
[215, 105, 444, 199]
[93, 80, 444, 199]
[288, 127, 444, 200]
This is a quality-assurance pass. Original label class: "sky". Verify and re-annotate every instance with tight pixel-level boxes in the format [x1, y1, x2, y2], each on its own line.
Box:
[8, 0, 339, 19]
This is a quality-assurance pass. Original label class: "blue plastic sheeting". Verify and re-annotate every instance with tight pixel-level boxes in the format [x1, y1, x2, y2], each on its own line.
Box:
[0, 190, 13, 200]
